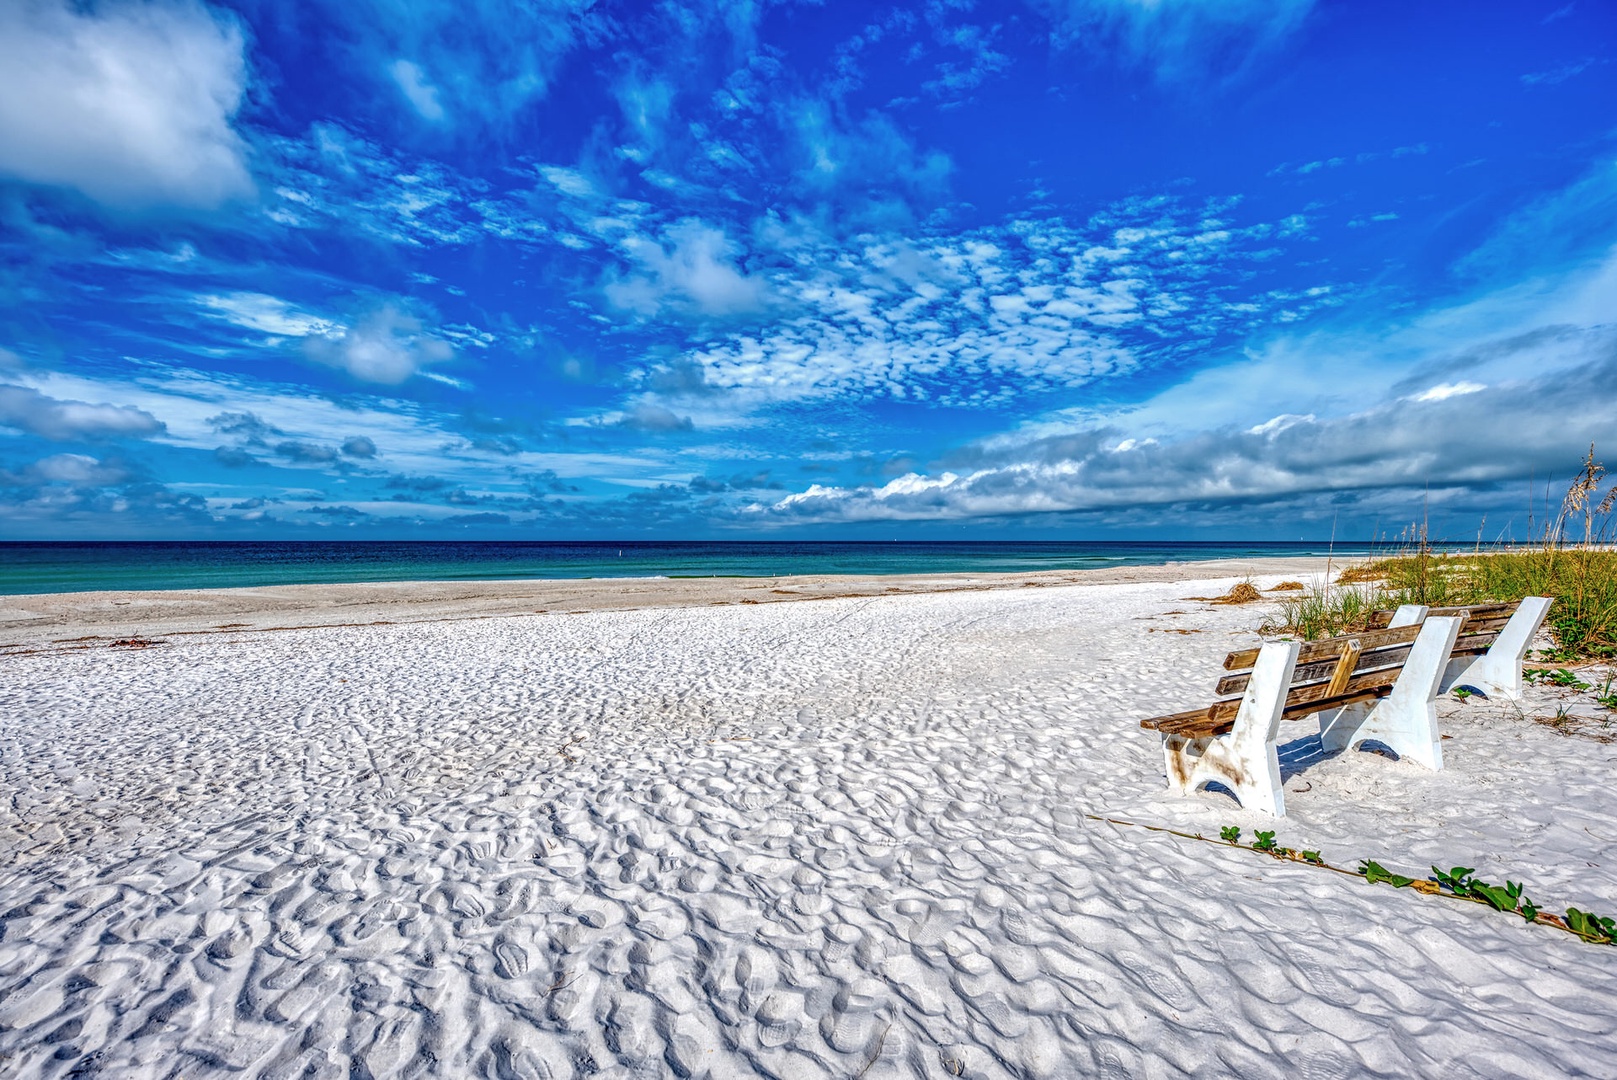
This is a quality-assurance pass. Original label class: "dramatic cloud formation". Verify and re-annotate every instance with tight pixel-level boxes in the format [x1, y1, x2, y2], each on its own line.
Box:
[0, 1, 1611, 538]
[0, 0, 253, 210]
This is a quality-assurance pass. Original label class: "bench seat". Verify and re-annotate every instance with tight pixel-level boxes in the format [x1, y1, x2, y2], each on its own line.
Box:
[1140, 608, 1465, 816]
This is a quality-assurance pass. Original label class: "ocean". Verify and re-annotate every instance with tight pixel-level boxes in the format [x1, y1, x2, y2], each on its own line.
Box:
[0, 540, 1382, 596]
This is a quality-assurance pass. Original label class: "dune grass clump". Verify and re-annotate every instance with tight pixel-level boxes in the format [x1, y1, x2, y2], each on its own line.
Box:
[1262, 580, 1388, 639]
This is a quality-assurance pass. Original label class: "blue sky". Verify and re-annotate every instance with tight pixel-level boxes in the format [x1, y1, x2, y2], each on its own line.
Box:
[0, 0, 1613, 540]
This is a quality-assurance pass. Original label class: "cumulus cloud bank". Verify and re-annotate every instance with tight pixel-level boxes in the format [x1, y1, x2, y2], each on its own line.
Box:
[0, 385, 165, 441]
[0, 0, 254, 210]
[760, 350, 1617, 525]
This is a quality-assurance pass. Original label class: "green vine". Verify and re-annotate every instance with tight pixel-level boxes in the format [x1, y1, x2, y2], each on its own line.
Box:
[1087, 815, 1617, 947]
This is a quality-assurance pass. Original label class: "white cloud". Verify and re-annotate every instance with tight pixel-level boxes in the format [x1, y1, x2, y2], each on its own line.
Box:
[195, 292, 340, 338]
[754, 212, 1617, 527]
[757, 357, 1617, 525]
[389, 59, 447, 123]
[24, 453, 134, 486]
[607, 197, 1322, 421]
[0, 384, 165, 441]
[0, 0, 254, 211]
[315, 0, 593, 128]
[1411, 381, 1486, 403]
[304, 303, 455, 384]
[605, 220, 774, 319]
[1039, 0, 1316, 80]
[1248, 413, 1314, 436]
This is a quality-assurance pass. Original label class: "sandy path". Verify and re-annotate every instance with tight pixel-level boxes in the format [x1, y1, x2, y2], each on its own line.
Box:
[1, 573, 1613, 1077]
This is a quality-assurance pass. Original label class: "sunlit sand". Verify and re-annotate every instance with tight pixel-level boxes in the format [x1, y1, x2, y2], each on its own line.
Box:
[2, 565, 1612, 1076]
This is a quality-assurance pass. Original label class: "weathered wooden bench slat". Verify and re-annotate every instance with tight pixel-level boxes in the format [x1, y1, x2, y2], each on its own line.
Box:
[1366, 601, 1517, 629]
[1145, 660, 1413, 737]
[1148, 684, 1395, 739]
[1221, 613, 1511, 674]
[1214, 629, 1501, 696]
[1449, 631, 1504, 657]
[1222, 623, 1422, 671]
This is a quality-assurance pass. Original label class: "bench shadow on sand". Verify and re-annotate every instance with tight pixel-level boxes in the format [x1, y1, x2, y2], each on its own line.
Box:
[1206, 732, 1405, 804]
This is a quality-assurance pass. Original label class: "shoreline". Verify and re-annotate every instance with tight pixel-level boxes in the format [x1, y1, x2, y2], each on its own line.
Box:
[0, 554, 1334, 650]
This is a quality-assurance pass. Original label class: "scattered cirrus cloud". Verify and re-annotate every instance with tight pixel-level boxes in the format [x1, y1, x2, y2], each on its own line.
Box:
[1521, 58, 1593, 87]
[1036, 0, 1317, 81]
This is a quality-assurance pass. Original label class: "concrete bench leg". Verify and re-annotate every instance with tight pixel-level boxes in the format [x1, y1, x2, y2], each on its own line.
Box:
[1316, 615, 1463, 770]
[1161, 640, 1299, 816]
[1316, 602, 1427, 758]
[1440, 596, 1553, 701]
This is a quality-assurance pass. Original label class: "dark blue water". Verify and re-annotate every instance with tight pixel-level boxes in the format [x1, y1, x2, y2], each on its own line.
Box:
[0, 541, 1383, 596]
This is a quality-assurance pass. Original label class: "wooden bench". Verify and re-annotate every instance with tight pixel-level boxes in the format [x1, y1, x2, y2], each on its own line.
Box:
[1140, 607, 1467, 816]
[1365, 597, 1553, 701]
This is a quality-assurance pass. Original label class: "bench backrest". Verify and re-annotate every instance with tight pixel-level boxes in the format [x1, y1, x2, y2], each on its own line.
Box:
[1365, 599, 1521, 653]
[1149, 613, 1463, 738]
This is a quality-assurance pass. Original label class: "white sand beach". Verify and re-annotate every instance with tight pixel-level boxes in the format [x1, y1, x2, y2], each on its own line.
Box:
[2, 567, 1615, 1077]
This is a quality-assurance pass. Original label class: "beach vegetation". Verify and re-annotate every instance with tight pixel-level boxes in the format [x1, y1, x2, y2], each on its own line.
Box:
[1265, 446, 1617, 659]
[1360, 860, 1416, 888]
[1595, 674, 1617, 711]
[1095, 813, 1617, 947]
[1527, 668, 1591, 690]
[1261, 579, 1388, 640]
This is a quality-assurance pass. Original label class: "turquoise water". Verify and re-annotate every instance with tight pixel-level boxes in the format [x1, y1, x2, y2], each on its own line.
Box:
[0, 541, 1379, 596]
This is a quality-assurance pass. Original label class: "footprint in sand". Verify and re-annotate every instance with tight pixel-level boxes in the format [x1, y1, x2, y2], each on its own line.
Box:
[822, 978, 887, 1054]
[821, 922, 862, 963]
[736, 945, 779, 1008]
[1117, 952, 1197, 1013]
[756, 991, 804, 1047]
[1298, 1046, 1360, 1080]
[568, 898, 623, 930]
[604, 992, 658, 1065]
[492, 936, 529, 979]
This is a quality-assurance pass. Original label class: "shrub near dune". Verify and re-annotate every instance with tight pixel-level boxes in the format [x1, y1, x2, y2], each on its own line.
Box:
[1271, 550, 1617, 657]
[1268, 447, 1617, 658]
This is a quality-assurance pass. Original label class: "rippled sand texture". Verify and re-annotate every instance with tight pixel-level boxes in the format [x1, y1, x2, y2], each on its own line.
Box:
[2, 579, 1615, 1077]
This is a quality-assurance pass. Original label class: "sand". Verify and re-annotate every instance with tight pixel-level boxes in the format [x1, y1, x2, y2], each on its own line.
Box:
[0, 556, 1332, 652]
[1, 566, 1615, 1077]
